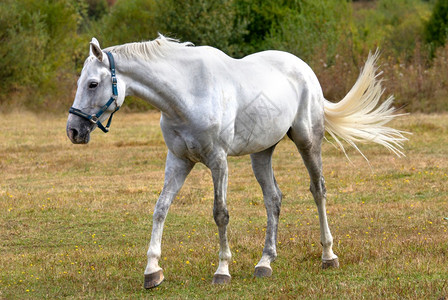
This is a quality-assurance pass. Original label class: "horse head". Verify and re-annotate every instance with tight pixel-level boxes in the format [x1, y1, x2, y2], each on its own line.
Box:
[66, 38, 125, 144]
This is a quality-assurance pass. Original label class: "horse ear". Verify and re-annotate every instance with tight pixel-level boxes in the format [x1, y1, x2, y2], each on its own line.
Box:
[90, 37, 104, 62]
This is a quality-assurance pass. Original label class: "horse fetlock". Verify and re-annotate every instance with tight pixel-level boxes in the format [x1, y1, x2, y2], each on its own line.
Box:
[146, 249, 162, 273]
[214, 259, 231, 281]
[145, 259, 162, 274]
[262, 248, 277, 262]
[254, 255, 274, 278]
[218, 248, 232, 263]
[320, 238, 333, 249]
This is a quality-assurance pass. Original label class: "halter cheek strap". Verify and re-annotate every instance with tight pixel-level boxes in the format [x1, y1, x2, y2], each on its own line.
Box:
[69, 51, 120, 133]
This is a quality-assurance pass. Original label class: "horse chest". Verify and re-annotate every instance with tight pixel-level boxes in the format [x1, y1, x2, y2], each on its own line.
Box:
[160, 121, 218, 163]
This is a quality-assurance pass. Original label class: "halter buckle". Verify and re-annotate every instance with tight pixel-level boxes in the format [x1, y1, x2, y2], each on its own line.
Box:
[90, 115, 98, 124]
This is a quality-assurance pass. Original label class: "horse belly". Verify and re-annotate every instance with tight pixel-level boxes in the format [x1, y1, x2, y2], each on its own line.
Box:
[225, 90, 297, 156]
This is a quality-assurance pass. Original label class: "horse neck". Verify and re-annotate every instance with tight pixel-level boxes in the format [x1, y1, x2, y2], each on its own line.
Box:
[118, 53, 190, 120]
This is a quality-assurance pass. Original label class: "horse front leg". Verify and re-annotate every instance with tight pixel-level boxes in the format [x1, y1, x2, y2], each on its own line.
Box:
[144, 151, 194, 289]
[207, 152, 232, 284]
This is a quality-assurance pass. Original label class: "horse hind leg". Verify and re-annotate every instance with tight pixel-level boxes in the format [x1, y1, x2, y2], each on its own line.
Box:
[288, 119, 339, 269]
[251, 145, 282, 277]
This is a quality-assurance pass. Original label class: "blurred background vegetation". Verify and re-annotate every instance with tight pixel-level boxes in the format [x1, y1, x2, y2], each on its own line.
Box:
[0, 0, 447, 113]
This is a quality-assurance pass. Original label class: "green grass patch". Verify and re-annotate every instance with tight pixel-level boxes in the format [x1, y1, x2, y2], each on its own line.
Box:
[1, 112, 447, 299]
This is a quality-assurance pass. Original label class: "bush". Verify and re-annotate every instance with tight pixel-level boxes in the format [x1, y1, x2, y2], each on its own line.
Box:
[383, 43, 448, 112]
[242, 0, 355, 101]
[0, 1, 48, 91]
[0, 0, 447, 113]
[155, 0, 245, 56]
[0, 0, 82, 110]
[232, 0, 294, 56]
[94, 0, 158, 46]
[425, 0, 448, 58]
[264, 0, 352, 63]
[353, 0, 432, 62]
[86, 0, 109, 21]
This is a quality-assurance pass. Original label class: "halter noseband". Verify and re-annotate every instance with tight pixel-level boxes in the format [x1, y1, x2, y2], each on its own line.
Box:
[69, 51, 120, 133]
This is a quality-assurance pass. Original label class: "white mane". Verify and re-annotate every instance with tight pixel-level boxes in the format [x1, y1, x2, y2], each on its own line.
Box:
[108, 34, 194, 60]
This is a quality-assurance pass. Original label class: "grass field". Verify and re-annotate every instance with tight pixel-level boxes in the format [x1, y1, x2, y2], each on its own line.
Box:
[1, 111, 447, 299]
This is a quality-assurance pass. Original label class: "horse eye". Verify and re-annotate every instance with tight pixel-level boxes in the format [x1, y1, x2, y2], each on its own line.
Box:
[89, 82, 98, 89]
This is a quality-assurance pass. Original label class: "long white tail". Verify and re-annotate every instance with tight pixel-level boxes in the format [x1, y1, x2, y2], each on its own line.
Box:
[324, 51, 408, 160]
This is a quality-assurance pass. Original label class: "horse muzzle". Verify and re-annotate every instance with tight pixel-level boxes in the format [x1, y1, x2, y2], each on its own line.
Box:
[66, 115, 92, 144]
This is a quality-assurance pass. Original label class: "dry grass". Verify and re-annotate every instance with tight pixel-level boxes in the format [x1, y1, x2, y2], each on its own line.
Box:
[1, 112, 447, 299]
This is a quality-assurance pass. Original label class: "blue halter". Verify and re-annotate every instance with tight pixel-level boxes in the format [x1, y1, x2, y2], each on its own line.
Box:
[69, 51, 120, 133]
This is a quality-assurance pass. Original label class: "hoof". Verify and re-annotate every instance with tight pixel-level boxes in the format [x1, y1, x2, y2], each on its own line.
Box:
[254, 266, 272, 278]
[322, 258, 339, 269]
[212, 274, 231, 285]
[144, 269, 164, 289]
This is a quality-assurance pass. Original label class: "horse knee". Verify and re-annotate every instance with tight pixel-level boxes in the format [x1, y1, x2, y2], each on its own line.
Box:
[153, 206, 169, 224]
[213, 209, 229, 227]
[321, 237, 333, 249]
[264, 246, 278, 260]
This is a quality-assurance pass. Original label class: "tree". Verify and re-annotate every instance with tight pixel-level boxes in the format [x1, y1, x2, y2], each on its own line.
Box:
[155, 0, 245, 56]
[0, 0, 81, 108]
[425, 0, 448, 58]
[95, 0, 158, 46]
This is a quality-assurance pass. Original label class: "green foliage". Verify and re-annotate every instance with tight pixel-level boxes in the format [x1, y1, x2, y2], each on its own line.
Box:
[0, 1, 48, 90]
[0, 0, 82, 109]
[353, 0, 432, 61]
[263, 0, 352, 64]
[94, 0, 158, 46]
[89, 0, 159, 111]
[0, 0, 447, 113]
[233, 0, 298, 55]
[424, 0, 448, 58]
[155, 0, 245, 56]
[86, 0, 109, 21]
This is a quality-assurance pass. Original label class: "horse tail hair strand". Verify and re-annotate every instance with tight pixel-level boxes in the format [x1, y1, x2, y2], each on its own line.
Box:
[323, 50, 409, 161]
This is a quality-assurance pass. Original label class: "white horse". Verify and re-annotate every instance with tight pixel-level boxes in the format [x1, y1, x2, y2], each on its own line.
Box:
[66, 35, 407, 288]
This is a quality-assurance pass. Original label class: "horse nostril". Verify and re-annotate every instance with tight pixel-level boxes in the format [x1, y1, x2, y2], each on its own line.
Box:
[68, 128, 79, 141]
